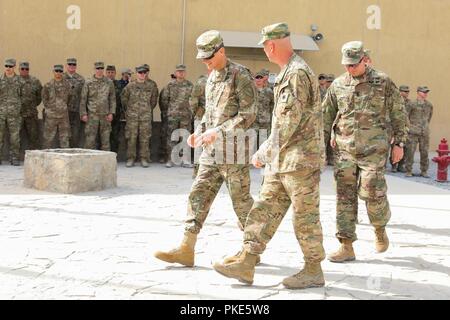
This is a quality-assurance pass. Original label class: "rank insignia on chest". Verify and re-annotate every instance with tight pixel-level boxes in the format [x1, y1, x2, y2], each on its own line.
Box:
[280, 92, 289, 103]
[370, 77, 382, 85]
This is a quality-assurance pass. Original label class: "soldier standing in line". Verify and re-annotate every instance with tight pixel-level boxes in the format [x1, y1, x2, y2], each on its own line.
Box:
[318, 73, 328, 101]
[323, 41, 408, 263]
[110, 68, 130, 155]
[63, 58, 85, 148]
[405, 86, 433, 178]
[154, 30, 256, 268]
[80, 62, 116, 151]
[159, 64, 193, 168]
[121, 65, 158, 168]
[391, 85, 411, 172]
[41, 65, 71, 149]
[213, 23, 326, 289]
[0, 59, 23, 166]
[19, 62, 42, 150]
[252, 69, 274, 147]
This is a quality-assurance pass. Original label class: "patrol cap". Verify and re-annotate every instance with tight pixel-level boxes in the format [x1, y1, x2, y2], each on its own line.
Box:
[417, 86, 430, 93]
[175, 64, 186, 71]
[326, 74, 335, 82]
[53, 64, 64, 72]
[261, 68, 270, 76]
[142, 64, 150, 72]
[341, 41, 365, 65]
[121, 68, 132, 75]
[318, 73, 327, 79]
[5, 58, 16, 67]
[106, 65, 116, 71]
[66, 58, 77, 65]
[196, 30, 224, 59]
[94, 61, 105, 69]
[136, 65, 147, 73]
[254, 70, 265, 78]
[19, 62, 30, 69]
[258, 22, 290, 45]
[399, 85, 410, 92]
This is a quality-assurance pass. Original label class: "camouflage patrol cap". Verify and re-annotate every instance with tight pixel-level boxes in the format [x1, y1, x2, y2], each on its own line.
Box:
[121, 68, 132, 75]
[326, 74, 335, 82]
[254, 70, 265, 78]
[196, 30, 224, 59]
[258, 22, 290, 45]
[399, 85, 410, 92]
[5, 58, 16, 67]
[318, 73, 327, 79]
[341, 41, 365, 65]
[66, 58, 77, 64]
[53, 65, 64, 72]
[136, 65, 147, 73]
[19, 62, 30, 69]
[106, 65, 116, 71]
[261, 68, 270, 76]
[142, 64, 150, 72]
[417, 86, 430, 93]
[175, 64, 186, 71]
[94, 61, 105, 69]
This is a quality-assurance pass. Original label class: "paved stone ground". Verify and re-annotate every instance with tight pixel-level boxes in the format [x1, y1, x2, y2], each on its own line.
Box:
[0, 161, 449, 300]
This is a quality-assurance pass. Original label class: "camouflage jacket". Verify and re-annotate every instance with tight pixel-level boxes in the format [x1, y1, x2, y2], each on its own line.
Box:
[196, 59, 256, 165]
[159, 79, 193, 119]
[189, 74, 207, 120]
[319, 86, 328, 102]
[252, 86, 274, 128]
[20, 75, 42, 117]
[323, 67, 408, 158]
[80, 76, 116, 116]
[114, 79, 129, 121]
[63, 72, 85, 113]
[255, 53, 324, 173]
[408, 99, 433, 136]
[121, 80, 158, 122]
[42, 79, 71, 119]
[0, 74, 23, 116]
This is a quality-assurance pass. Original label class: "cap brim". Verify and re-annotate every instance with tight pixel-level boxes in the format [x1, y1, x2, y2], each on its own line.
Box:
[341, 57, 361, 65]
[196, 50, 214, 59]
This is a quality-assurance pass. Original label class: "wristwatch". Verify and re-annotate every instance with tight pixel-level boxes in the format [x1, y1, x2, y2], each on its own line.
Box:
[395, 142, 405, 148]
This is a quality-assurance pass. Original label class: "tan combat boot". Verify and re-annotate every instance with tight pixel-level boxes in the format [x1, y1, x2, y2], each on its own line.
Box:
[213, 250, 258, 284]
[222, 250, 261, 265]
[375, 227, 389, 253]
[328, 239, 356, 263]
[282, 262, 325, 289]
[154, 232, 197, 267]
[126, 159, 134, 168]
[141, 159, 149, 168]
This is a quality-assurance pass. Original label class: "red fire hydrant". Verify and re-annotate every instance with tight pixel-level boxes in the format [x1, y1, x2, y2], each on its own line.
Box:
[432, 138, 450, 182]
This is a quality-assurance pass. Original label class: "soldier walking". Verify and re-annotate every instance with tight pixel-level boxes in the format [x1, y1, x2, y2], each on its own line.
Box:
[80, 62, 116, 151]
[323, 41, 408, 263]
[0, 59, 23, 166]
[405, 86, 433, 178]
[41, 65, 71, 149]
[19, 62, 42, 150]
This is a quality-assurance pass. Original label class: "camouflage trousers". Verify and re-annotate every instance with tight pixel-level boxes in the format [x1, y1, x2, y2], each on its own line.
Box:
[21, 115, 40, 150]
[324, 133, 335, 165]
[125, 120, 152, 161]
[405, 134, 429, 173]
[159, 116, 168, 161]
[243, 168, 325, 264]
[0, 113, 21, 160]
[166, 117, 191, 159]
[43, 116, 70, 149]
[185, 164, 254, 234]
[110, 118, 126, 154]
[69, 111, 81, 148]
[334, 150, 391, 242]
[84, 115, 111, 151]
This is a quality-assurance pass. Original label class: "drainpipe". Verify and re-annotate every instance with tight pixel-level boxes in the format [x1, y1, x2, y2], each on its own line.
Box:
[181, 0, 187, 64]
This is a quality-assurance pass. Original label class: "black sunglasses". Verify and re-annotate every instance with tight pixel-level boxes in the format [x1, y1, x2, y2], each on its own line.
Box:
[21, 68, 29, 71]
[5, 65, 14, 68]
[255, 75, 263, 79]
[54, 70, 63, 73]
[137, 71, 147, 74]
[318, 76, 326, 80]
[68, 63, 77, 66]
[96, 67, 104, 70]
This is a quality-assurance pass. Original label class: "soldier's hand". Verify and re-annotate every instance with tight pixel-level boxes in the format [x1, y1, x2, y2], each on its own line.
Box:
[187, 134, 202, 148]
[252, 154, 263, 169]
[81, 115, 88, 123]
[330, 138, 336, 148]
[106, 114, 113, 122]
[391, 146, 404, 164]
[200, 128, 218, 146]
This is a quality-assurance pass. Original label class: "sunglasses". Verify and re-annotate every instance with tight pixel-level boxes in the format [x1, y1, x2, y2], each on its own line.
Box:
[96, 67, 104, 70]
[318, 76, 326, 80]
[255, 76, 263, 79]
[21, 68, 29, 71]
[54, 70, 63, 73]
[68, 63, 77, 66]
[346, 58, 364, 68]
[5, 65, 14, 68]
[137, 71, 147, 74]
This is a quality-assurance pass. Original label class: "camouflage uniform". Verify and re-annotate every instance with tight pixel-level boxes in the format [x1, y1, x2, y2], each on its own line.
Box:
[80, 72, 116, 151]
[323, 45, 408, 242]
[159, 78, 193, 160]
[20, 72, 42, 150]
[252, 86, 274, 140]
[121, 77, 158, 162]
[0, 69, 23, 163]
[190, 74, 208, 176]
[391, 90, 411, 171]
[244, 53, 325, 264]
[405, 93, 433, 174]
[186, 48, 256, 234]
[63, 69, 85, 148]
[42, 76, 71, 148]
[110, 78, 128, 153]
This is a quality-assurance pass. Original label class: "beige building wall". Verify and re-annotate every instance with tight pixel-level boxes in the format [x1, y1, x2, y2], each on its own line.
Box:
[1, 0, 449, 148]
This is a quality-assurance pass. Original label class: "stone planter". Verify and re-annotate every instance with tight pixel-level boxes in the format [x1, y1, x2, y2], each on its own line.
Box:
[24, 149, 117, 194]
